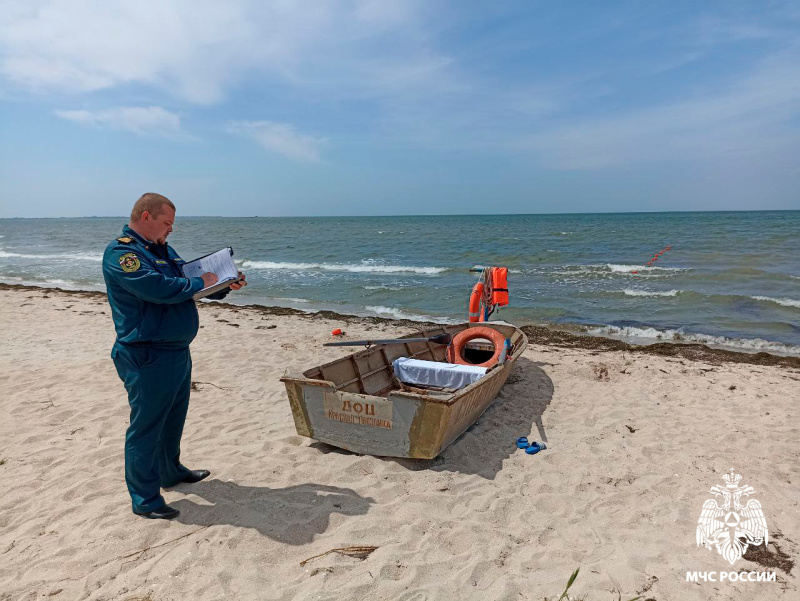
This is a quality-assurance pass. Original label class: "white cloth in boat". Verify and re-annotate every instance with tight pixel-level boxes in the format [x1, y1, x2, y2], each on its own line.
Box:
[392, 357, 487, 390]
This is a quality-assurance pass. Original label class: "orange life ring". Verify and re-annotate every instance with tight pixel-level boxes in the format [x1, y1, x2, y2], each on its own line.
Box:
[447, 326, 507, 368]
[468, 281, 484, 323]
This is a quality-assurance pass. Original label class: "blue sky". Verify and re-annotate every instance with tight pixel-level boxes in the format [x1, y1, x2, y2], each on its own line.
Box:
[1, 1, 799, 217]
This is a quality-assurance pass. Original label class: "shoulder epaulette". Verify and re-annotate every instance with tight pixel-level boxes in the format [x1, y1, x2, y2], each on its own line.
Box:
[117, 237, 134, 243]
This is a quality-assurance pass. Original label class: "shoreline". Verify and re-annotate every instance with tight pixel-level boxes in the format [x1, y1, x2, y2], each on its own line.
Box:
[2, 282, 798, 369]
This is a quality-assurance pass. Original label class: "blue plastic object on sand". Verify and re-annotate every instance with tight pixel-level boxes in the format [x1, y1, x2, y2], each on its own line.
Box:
[516, 437, 529, 449]
[525, 442, 547, 455]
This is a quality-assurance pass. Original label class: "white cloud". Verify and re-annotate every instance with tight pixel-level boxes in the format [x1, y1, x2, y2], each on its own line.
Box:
[226, 121, 326, 162]
[3, 1, 798, 168]
[54, 106, 182, 137]
[0, 1, 551, 148]
[0, 0, 444, 104]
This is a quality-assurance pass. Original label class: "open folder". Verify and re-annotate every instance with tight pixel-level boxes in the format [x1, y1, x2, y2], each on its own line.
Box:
[181, 247, 241, 300]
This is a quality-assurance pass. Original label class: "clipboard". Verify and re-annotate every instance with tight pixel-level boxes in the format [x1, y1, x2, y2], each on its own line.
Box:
[182, 247, 242, 300]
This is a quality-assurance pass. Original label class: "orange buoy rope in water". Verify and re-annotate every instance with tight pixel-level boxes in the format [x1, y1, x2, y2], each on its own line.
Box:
[635, 245, 672, 275]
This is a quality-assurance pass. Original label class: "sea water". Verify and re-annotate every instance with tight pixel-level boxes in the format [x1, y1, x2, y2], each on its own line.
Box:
[1, 211, 798, 355]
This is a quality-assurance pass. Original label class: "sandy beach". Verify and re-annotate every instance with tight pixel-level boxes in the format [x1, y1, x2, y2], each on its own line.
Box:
[1, 284, 798, 601]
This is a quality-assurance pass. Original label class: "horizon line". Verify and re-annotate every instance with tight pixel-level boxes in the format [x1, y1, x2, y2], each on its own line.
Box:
[1, 208, 799, 220]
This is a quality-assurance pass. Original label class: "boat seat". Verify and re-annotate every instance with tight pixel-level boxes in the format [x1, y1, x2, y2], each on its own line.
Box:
[392, 357, 487, 391]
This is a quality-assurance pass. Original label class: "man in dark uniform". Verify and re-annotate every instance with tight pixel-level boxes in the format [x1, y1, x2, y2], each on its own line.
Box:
[103, 193, 246, 520]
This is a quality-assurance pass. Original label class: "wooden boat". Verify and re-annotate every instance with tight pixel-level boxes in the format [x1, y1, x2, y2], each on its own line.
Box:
[280, 322, 528, 459]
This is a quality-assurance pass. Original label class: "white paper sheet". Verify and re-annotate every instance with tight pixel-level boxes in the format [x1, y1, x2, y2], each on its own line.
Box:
[182, 247, 238, 289]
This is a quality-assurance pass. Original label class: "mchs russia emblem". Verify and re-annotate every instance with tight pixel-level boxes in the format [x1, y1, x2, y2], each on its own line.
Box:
[119, 253, 140, 273]
[696, 469, 768, 565]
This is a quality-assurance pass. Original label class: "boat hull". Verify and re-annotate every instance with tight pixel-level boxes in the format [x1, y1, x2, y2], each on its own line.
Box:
[281, 322, 527, 459]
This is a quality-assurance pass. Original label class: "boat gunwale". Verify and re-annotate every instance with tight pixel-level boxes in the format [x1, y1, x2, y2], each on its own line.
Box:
[280, 322, 528, 406]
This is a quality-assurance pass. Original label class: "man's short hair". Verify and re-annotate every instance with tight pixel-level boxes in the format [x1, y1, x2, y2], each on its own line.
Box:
[130, 193, 176, 221]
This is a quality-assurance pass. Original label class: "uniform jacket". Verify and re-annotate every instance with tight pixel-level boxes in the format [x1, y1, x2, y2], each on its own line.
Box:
[103, 225, 228, 348]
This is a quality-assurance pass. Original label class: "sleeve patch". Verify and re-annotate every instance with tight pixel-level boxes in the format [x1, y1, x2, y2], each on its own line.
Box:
[119, 253, 141, 272]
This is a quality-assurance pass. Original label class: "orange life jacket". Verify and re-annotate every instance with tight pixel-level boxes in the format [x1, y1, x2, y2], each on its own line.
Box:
[491, 267, 509, 306]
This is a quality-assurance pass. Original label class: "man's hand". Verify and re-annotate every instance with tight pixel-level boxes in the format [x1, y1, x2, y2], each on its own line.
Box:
[201, 272, 219, 288]
[230, 271, 247, 291]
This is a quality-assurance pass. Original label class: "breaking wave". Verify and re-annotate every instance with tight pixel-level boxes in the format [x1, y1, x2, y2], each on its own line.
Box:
[241, 260, 447, 275]
[0, 250, 103, 262]
[0, 276, 105, 291]
[619, 290, 799, 307]
[555, 264, 686, 277]
[623, 289, 682, 297]
[364, 305, 452, 323]
[364, 285, 406, 291]
[271, 297, 311, 304]
[605, 263, 684, 274]
[751, 296, 800, 309]
[585, 324, 800, 356]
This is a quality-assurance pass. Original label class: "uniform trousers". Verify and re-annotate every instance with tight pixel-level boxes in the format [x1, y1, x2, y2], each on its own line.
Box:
[112, 342, 193, 513]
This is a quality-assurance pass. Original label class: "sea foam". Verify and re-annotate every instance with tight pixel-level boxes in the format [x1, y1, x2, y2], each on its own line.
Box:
[585, 324, 800, 356]
[365, 305, 452, 323]
[751, 296, 800, 308]
[241, 260, 447, 275]
[555, 264, 685, 277]
[623, 289, 682, 297]
[0, 250, 103, 262]
[605, 263, 683, 273]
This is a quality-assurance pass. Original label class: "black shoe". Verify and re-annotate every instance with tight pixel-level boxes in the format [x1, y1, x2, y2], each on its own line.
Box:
[179, 469, 211, 484]
[134, 504, 180, 520]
